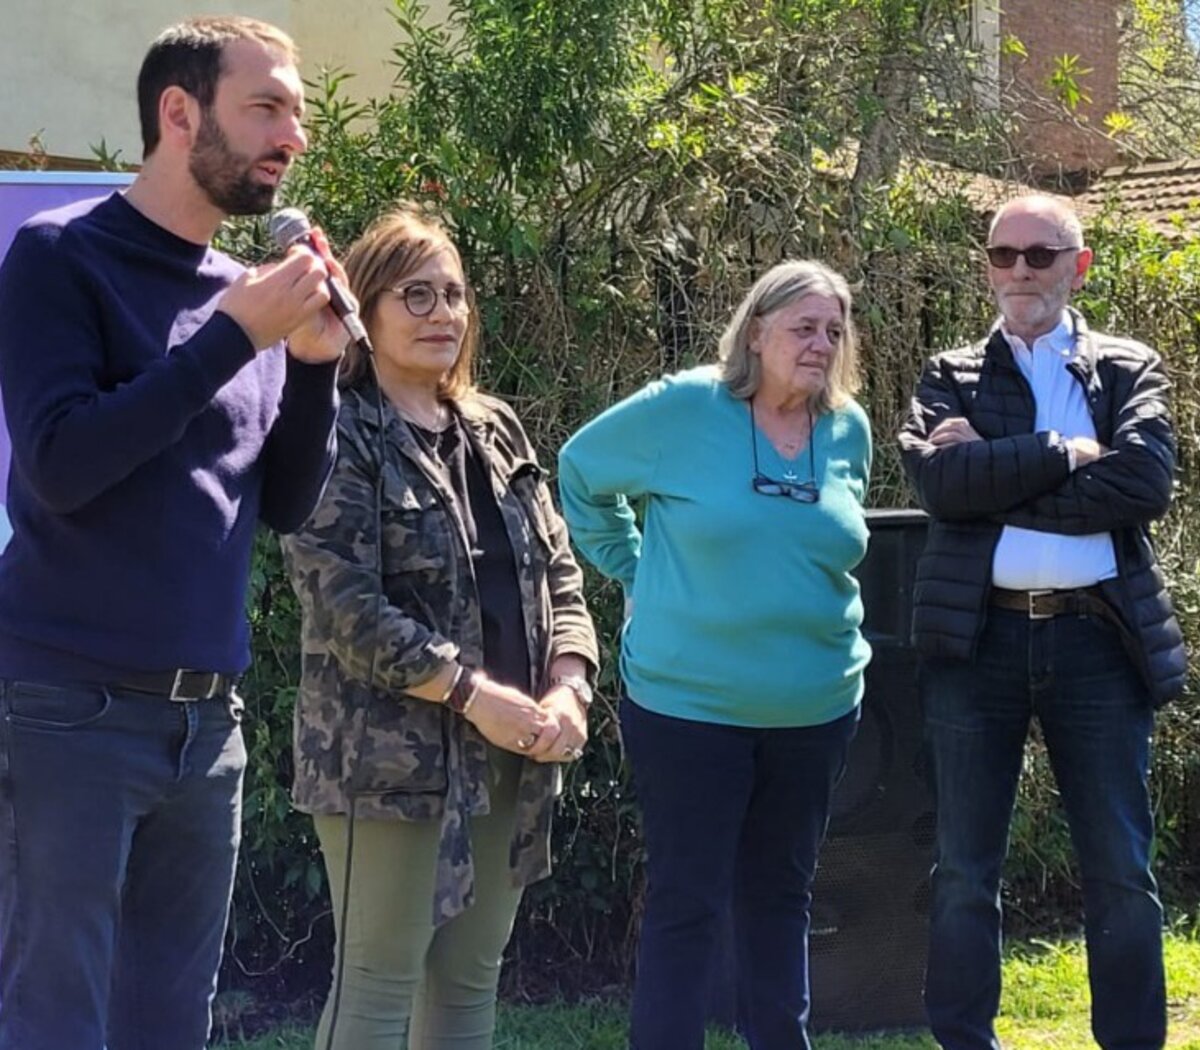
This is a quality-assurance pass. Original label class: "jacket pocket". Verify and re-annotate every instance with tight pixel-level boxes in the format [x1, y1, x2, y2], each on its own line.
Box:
[344, 693, 449, 796]
[381, 474, 454, 584]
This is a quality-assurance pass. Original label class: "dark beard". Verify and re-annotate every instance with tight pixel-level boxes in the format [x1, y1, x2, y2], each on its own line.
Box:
[188, 110, 284, 216]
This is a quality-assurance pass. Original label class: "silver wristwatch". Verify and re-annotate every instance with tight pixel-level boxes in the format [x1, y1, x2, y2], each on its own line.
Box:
[550, 673, 593, 708]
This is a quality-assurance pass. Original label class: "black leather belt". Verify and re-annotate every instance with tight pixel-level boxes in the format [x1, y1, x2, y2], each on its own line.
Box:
[989, 585, 1112, 622]
[112, 670, 237, 701]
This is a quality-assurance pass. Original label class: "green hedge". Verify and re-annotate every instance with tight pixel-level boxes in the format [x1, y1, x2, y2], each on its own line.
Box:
[217, 0, 1200, 1005]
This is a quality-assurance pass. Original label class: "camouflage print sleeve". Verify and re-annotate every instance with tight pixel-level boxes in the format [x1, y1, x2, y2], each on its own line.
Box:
[505, 409, 599, 674]
[281, 421, 460, 695]
[538, 471, 599, 672]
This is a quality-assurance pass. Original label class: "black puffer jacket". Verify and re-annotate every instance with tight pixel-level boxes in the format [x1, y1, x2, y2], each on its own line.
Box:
[898, 309, 1185, 707]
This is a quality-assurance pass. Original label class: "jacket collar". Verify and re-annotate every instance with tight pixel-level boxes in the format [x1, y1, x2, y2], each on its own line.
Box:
[454, 394, 498, 455]
[985, 307, 1096, 382]
[343, 383, 500, 481]
[346, 384, 492, 431]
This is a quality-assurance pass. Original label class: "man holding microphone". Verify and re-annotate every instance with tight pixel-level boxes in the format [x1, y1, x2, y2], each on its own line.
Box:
[0, 17, 346, 1050]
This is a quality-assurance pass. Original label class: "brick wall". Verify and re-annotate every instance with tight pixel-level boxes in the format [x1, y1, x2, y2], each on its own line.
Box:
[1000, 0, 1120, 176]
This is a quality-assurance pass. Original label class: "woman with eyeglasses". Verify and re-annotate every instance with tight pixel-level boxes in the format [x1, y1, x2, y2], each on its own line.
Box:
[280, 205, 598, 1050]
[558, 260, 871, 1050]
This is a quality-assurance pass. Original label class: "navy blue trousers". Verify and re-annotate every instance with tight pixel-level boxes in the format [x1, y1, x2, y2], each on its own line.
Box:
[621, 695, 858, 1050]
[0, 679, 246, 1050]
[921, 609, 1165, 1050]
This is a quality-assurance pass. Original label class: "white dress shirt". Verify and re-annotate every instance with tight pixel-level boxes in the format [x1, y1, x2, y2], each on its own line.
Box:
[991, 313, 1118, 589]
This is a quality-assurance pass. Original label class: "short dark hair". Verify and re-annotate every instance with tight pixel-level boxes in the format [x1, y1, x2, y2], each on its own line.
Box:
[137, 16, 298, 158]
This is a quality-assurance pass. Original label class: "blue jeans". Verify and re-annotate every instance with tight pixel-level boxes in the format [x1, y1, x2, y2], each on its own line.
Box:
[921, 608, 1165, 1050]
[621, 695, 859, 1050]
[0, 679, 246, 1050]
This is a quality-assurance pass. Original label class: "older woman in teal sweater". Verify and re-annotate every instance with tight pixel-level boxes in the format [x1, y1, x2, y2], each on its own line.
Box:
[559, 260, 872, 1050]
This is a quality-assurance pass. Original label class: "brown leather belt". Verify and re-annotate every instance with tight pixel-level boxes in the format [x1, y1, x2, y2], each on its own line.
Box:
[989, 585, 1112, 622]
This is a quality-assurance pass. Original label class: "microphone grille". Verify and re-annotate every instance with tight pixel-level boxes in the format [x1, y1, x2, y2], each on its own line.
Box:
[268, 208, 311, 250]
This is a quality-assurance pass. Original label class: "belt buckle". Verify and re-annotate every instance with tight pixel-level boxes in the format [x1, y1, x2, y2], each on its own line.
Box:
[1027, 589, 1054, 620]
[169, 669, 218, 702]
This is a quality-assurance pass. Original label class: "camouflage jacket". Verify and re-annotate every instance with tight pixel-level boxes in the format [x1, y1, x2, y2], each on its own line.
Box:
[281, 386, 598, 924]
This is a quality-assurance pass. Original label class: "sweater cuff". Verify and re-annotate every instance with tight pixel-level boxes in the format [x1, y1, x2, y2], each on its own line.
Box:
[181, 311, 257, 399]
[282, 353, 341, 403]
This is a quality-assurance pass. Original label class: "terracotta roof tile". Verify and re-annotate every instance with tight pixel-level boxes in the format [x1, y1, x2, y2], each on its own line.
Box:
[1073, 159, 1200, 234]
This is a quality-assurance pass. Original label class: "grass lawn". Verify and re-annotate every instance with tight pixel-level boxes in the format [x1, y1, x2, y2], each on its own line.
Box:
[216, 929, 1200, 1049]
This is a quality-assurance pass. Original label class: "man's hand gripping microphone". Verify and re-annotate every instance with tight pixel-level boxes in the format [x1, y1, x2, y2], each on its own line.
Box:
[269, 209, 372, 355]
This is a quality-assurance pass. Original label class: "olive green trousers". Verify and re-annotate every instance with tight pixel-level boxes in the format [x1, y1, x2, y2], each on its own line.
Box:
[312, 748, 525, 1050]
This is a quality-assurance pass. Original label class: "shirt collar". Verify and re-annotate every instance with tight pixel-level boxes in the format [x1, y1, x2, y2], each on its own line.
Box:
[996, 311, 1075, 359]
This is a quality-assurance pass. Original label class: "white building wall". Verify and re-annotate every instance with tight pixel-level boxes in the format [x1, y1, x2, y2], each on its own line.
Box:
[0, 0, 450, 164]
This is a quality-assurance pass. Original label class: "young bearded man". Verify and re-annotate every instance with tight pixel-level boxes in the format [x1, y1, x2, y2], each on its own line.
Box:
[0, 17, 347, 1050]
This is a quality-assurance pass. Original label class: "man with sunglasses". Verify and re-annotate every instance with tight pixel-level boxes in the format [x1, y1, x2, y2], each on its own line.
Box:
[899, 194, 1182, 1050]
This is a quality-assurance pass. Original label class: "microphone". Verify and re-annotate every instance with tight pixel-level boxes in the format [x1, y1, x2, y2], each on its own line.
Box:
[268, 208, 371, 354]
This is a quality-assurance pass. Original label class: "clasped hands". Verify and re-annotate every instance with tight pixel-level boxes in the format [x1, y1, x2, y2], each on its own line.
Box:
[928, 417, 1106, 467]
[464, 675, 588, 764]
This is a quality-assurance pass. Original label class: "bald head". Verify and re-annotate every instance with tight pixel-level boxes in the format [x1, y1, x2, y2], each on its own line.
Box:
[988, 194, 1084, 250]
[986, 194, 1093, 344]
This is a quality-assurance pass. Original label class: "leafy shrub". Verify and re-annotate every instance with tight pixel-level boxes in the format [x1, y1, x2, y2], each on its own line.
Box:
[222, 0, 1200, 1007]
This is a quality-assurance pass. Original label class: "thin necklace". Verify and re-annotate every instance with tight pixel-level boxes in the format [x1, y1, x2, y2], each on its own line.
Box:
[396, 400, 450, 431]
[750, 401, 815, 483]
[406, 413, 453, 466]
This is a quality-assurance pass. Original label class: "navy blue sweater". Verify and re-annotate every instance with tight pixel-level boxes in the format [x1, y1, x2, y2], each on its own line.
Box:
[0, 192, 338, 680]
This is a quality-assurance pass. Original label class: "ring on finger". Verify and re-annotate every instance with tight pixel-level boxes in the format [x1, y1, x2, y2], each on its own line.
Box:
[517, 735, 535, 750]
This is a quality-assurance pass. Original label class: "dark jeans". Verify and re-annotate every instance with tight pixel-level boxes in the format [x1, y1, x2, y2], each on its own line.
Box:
[621, 695, 859, 1050]
[0, 679, 246, 1050]
[921, 609, 1165, 1050]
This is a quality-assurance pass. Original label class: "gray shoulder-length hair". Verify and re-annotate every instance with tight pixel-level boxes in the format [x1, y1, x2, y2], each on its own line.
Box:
[718, 260, 861, 413]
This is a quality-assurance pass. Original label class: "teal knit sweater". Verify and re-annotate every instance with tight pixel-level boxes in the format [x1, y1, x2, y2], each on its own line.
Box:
[559, 366, 872, 727]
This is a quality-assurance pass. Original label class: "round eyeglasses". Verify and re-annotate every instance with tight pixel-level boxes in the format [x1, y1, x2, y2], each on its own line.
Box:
[390, 281, 475, 317]
[752, 474, 820, 503]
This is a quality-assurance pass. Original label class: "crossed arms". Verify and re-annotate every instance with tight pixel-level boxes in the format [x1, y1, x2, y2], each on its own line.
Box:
[898, 347, 1175, 535]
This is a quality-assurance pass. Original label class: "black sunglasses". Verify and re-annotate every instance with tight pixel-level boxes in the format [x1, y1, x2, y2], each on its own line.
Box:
[984, 245, 1078, 270]
[749, 402, 819, 504]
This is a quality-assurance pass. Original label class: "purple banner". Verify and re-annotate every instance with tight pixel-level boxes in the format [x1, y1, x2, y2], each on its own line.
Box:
[0, 172, 134, 549]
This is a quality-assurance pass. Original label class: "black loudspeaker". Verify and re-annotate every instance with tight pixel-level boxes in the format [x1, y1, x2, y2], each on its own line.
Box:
[809, 509, 934, 1033]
